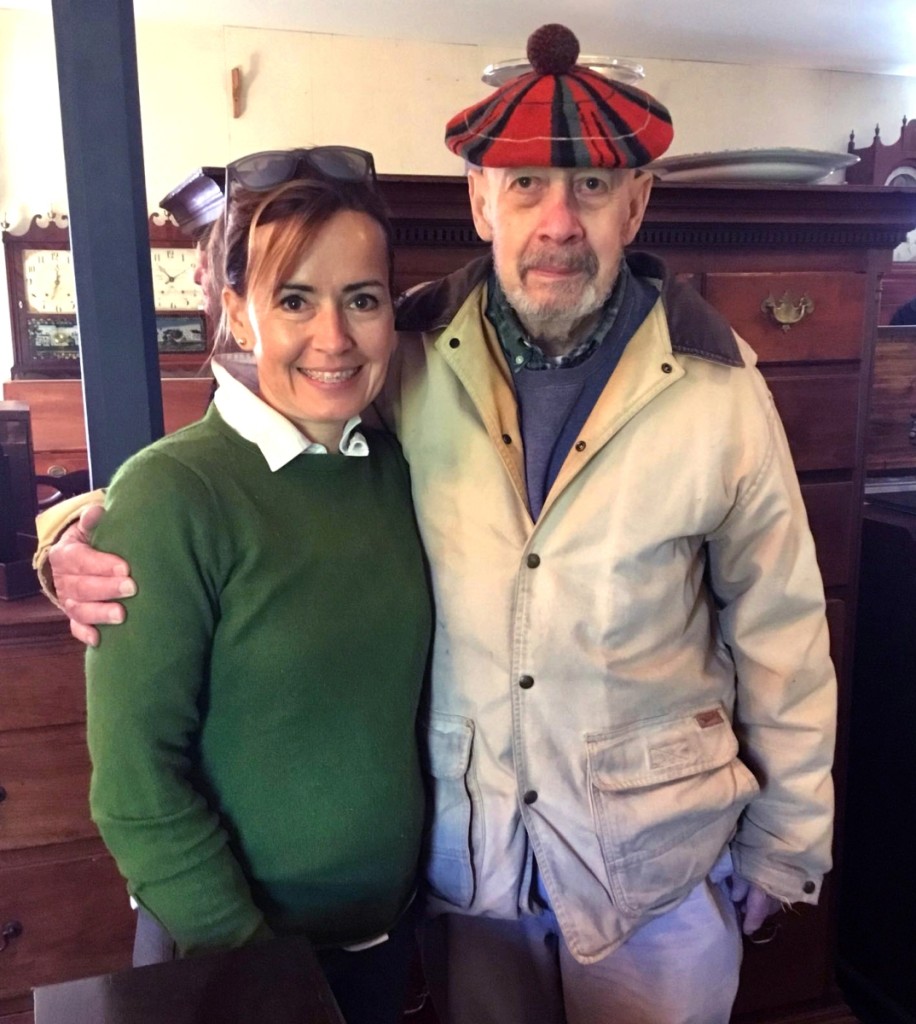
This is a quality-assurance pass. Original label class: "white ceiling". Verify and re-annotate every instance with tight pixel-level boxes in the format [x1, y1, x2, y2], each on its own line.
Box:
[4, 0, 916, 77]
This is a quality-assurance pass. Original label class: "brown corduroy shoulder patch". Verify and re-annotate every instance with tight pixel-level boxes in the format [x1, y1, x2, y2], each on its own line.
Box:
[627, 251, 744, 369]
[395, 255, 492, 335]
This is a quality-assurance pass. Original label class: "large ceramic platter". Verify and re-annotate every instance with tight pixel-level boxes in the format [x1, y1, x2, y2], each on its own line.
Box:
[482, 56, 645, 87]
[647, 148, 860, 183]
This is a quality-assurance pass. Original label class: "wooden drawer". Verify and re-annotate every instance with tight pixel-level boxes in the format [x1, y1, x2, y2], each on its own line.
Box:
[0, 726, 95, 852]
[0, 852, 133, 1002]
[865, 332, 916, 475]
[704, 272, 866, 363]
[767, 372, 859, 472]
[1, 639, 85, 732]
[879, 264, 916, 324]
[33, 450, 88, 478]
[802, 482, 856, 588]
[734, 898, 832, 1016]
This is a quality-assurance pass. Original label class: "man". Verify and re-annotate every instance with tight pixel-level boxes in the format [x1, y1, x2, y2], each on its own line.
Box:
[38, 24, 835, 1024]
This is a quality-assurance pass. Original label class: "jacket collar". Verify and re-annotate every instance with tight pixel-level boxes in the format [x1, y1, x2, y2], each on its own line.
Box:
[395, 250, 744, 369]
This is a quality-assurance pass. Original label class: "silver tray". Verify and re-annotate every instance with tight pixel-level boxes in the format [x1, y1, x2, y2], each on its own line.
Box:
[647, 147, 860, 184]
[482, 56, 645, 87]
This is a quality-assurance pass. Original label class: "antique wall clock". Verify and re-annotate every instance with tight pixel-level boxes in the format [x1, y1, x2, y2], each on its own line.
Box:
[147, 213, 209, 365]
[3, 213, 207, 378]
[3, 216, 79, 376]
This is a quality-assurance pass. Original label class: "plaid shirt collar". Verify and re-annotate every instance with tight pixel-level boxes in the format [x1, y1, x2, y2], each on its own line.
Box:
[486, 259, 630, 372]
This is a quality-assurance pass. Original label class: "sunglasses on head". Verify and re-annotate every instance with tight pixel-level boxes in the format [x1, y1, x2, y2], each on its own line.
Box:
[224, 146, 377, 223]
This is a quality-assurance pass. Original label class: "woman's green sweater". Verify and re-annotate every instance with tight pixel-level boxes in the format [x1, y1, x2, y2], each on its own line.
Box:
[85, 405, 432, 955]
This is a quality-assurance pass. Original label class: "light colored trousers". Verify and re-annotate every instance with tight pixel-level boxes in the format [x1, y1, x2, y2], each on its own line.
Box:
[133, 907, 178, 966]
[422, 853, 742, 1024]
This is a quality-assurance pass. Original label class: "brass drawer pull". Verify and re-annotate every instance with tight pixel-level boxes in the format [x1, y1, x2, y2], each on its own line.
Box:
[762, 292, 815, 331]
[1, 920, 23, 952]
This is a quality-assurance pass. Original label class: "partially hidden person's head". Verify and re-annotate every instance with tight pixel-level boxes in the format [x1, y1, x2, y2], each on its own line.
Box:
[217, 148, 396, 450]
[445, 24, 674, 341]
[193, 219, 223, 324]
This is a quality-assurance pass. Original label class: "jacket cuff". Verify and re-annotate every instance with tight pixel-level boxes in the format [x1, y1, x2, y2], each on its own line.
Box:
[730, 845, 823, 905]
[32, 489, 107, 607]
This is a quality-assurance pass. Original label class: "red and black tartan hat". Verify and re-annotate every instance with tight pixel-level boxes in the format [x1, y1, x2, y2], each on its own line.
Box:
[445, 24, 673, 168]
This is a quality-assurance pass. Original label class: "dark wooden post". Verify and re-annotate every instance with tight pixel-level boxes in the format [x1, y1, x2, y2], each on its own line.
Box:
[50, 0, 163, 487]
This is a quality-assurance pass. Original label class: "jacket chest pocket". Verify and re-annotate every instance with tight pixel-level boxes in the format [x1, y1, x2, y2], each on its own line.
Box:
[586, 703, 759, 917]
[420, 713, 478, 909]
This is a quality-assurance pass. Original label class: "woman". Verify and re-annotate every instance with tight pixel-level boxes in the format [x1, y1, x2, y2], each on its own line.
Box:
[84, 149, 432, 1024]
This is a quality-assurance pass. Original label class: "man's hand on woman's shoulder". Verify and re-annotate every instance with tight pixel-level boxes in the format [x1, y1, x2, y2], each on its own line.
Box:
[49, 504, 137, 646]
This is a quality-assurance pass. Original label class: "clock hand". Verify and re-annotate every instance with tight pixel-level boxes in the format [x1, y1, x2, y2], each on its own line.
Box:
[156, 265, 177, 284]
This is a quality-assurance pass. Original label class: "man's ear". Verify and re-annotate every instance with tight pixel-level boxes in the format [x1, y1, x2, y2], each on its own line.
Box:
[621, 171, 653, 246]
[222, 286, 252, 349]
[467, 169, 495, 243]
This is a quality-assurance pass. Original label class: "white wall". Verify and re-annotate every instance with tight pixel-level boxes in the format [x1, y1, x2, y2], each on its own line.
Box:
[2, 6, 916, 373]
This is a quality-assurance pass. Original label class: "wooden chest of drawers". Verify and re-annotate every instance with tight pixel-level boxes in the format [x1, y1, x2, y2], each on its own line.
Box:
[0, 598, 134, 1023]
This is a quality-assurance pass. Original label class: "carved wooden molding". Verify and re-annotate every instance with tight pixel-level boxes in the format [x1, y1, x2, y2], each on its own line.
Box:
[392, 224, 485, 247]
[634, 224, 911, 250]
[0, 214, 70, 247]
[847, 117, 916, 185]
[379, 175, 916, 253]
[1, 212, 188, 248]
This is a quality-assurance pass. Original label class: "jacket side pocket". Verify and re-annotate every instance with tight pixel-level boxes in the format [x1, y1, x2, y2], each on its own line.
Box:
[420, 713, 477, 909]
[587, 703, 759, 917]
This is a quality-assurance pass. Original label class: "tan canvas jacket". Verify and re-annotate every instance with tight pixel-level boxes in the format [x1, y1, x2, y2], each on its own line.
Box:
[382, 252, 836, 963]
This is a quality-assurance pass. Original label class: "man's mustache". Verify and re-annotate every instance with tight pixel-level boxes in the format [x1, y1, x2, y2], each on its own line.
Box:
[519, 247, 598, 278]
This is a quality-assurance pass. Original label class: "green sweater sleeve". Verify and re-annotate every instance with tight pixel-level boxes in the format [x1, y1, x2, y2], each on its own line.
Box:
[85, 447, 269, 955]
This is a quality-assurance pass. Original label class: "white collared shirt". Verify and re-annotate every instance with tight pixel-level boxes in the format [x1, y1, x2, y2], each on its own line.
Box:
[211, 354, 369, 471]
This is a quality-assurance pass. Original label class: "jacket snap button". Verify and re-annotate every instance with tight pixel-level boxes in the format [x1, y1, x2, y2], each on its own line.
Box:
[526, 554, 540, 569]
[519, 675, 534, 689]
[449, 337, 460, 349]
[502, 434, 512, 445]
[575, 440, 586, 452]
[661, 362, 673, 374]
[523, 790, 538, 805]
[803, 880, 816, 894]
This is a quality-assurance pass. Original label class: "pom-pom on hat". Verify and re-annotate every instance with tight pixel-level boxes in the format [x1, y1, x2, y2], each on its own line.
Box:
[445, 24, 673, 169]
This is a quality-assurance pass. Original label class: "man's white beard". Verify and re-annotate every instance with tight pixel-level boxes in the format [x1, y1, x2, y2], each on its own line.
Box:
[505, 278, 605, 349]
[498, 241, 606, 349]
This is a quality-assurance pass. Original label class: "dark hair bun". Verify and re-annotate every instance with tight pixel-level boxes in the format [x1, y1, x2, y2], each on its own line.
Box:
[526, 24, 580, 76]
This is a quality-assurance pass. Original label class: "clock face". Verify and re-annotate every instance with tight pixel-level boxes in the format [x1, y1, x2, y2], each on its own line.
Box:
[151, 247, 201, 311]
[23, 248, 76, 314]
[884, 166, 916, 188]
